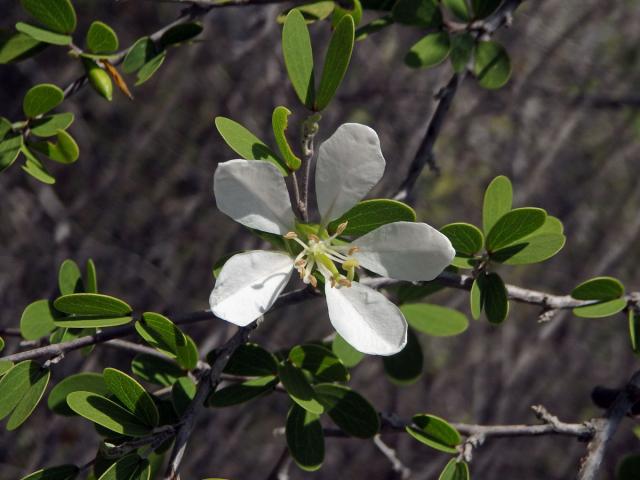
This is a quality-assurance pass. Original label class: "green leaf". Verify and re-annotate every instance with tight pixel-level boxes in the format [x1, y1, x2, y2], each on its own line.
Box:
[15, 23, 72, 46]
[617, 454, 640, 480]
[54, 315, 131, 329]
[0, 31, 47, 64]
[328, 199, 416, 237]
[402, 303, 469, 336]
[20, 465, 79, 480]
[450, 32, 474, 72]
[572, 276, 624, 301]
[178, 334, 198, 371]
[97, 454, 150, 480]
[0, 134, 23, 172]
[30, 112, 74, 137]
[331, 334, 364, 367]
[20, 0, 77, 34]
[31, 130, 79, 164]
[219, 343, 278, 377]
[47, 372, 108, 416]
[23, 84, 64, 118]
[392, 0, 442, 27]
[441, 222, 483, 258]
[272, 106, 301, 170]
[406, 414, 461, 453]
[277, 2, 336, 24]
[54, 293, 132, 316]
[85, 259, 98, 293]
[491, 233, 566, 265]
[472, 0, 501, 18]
[480, 272, 509, 324]
[439, 458, 470, 480]
[486, 208, 547, 252]
[103, 368, 159, 427]
[123, 37, 157, 74]
[286, 404, 324, 472]
[396, 282, 444, 304]
[159, 22, 203, 48]
[355, 15, 394, 42]
[86, 21, 119, 54]
[383, 328, 423, 385]
[405, 32, 450, 69]
[214, 116, 287, 175]
[315, 15, 354, 111]
[20, 300, 59, 340]
[482, 175, 512, 234]
[332, 0, 363, 26]
[0, 361, 14, 376]
[131, 354, 184, 387]
[0, 360, 50, 430]
[135, 312, 194, 369]
[208, 375, 278, 407]
[58, 259, 83, 295]
[171, 377, 196, 416]
[314, 383, 379, 438]
[470, 277, 481, 320]
[282, 10, 315, 109]
[0, 117, 11, 141]
[21, 147, 55, 184]
[66, 391, 152, 436]
[474, 40, 511, 89]
[0, 337, 3, 352]
[629, 310, 640, 355]
[278, 362, 324, 414]
[573, 299, 627, 319]
[443, 0, 471, 21]
[135, 51, 166, 86]
[289, 344, 349, 382]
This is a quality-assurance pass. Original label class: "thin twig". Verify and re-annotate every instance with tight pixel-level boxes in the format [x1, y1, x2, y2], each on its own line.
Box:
[373, 435, 411, 479]
[393, 0, 525, 202]
[163, 322, 258, 479]
[0, 287, 312, 364]
[578, 370, 640, 480]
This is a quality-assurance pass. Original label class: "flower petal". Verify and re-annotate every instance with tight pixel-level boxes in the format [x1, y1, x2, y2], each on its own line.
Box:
[214, 159, 296, 235]
[210, 251, 294, 326]
[324, 281, 407, 355]
[353, 221, 455, 281]
[315, 123, 385, 222]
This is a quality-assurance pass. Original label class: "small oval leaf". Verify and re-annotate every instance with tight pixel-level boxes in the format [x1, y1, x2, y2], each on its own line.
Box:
[23, 83, 64, 118]
[402, 303, 469, 337]
[406, 414, 461, 453]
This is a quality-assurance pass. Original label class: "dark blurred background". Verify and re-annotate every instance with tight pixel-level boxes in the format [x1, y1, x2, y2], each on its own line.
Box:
[1, 1, 640, 478]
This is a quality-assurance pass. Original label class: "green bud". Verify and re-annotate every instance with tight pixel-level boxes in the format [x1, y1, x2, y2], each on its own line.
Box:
[83, 59, 113, 101]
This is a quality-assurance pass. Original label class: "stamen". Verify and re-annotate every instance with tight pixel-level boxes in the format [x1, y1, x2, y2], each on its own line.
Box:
[335, 221, 348, 235]
[309, 275, 318, 288]
[337, 278, 352, 287]
[284, 231, 298, 239]
[308, 234, 320, 243]
[348, 246, 359, 255]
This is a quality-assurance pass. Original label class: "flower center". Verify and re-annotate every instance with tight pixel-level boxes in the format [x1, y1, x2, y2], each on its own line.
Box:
[284, 222, 359, 288]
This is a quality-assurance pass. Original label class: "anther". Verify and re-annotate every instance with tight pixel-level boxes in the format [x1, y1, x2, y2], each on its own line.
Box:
[335, 221, 348, 235]
[308, 234, 320, 243]
[309, 276, 318, 288]
[348, 246, 360, 255]
[284, 231, 298, 239]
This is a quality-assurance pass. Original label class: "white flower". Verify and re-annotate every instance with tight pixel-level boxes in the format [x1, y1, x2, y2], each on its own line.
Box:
[210, 123, 455, 356]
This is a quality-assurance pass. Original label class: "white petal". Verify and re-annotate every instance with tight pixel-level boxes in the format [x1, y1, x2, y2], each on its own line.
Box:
[210, 251, 294, 326]
[214, 159, 296, 235]
[315, 123, 385, 222]
[324, 281, 407, 356]
[353, 221, 455, 281]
